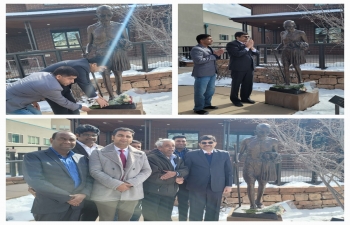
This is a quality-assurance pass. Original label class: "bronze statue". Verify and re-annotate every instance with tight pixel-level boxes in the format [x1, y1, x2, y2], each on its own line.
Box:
[274, 20, 309, 85]
[86, 5, 133, 100]
[239, 123, 280, 209]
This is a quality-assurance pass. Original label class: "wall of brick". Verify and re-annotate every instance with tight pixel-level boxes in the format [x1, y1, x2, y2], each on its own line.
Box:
[254, 67, 344, 90]
[225, 185, 344, 209]
[6, 4, 27, 12]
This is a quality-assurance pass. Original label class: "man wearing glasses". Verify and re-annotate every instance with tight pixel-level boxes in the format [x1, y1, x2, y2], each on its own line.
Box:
[73, 124, 103, 221]
[226, 32, 259, 107]
[185, 135, 233, 221]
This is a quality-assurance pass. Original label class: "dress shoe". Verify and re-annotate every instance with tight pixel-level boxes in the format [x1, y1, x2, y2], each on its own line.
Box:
[241, 99, 255, 104]
[232, 102, 243, 107]
[204, 105, 218, 109]
[194, 110, 209, 115]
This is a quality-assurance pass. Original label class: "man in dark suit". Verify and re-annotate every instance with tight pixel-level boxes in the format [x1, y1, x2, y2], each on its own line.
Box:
[73, 124, 103, 221]
[185, 135, 233, 221]
[226, 31, 259, 107]
[22, 131, 92, 221]
[172, 135, 191, 221]
[41, 57, 109, 114]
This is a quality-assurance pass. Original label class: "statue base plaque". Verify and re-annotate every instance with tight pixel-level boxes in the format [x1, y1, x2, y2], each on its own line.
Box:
[265, 89, 319, 111]
[87, 101, 144, 115]
[227, 206, 282, 221]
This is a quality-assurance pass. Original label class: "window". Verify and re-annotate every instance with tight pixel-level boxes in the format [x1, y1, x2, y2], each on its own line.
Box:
[224, 133, 254, 152]
[59, 125, 65, 130]
[51, 30, 80, 49]
[64, 125, 70, 130]
[28, 136, 40, 145]
[315, 27, 342, 44]
[43, 138, 51, 146]
[167, 131, 199, 149]
[52, 125, 56, 130]
[219, 34, 229, 41]
[8, 133, 23, 143]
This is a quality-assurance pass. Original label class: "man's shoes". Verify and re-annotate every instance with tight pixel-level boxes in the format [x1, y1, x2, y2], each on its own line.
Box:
[194, 110, 209, 115]
[232, 101, 243, 107]
[241, 99, 255, 104]
[204, 106, 218, 109]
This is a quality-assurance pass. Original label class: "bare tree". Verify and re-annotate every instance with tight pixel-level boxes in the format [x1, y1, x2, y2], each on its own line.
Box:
[111, 4, 172, 55]
[249, 118, 344, 210]
[295, 4, 344, 47]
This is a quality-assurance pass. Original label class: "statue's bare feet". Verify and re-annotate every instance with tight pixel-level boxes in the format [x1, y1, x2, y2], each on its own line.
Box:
[255, 201, 264, 209]
[250, 205, 257, 210]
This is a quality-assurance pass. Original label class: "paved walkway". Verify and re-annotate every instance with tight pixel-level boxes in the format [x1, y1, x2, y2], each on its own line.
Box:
[6, 183, 30, 200]
[178, 67, 296, 115]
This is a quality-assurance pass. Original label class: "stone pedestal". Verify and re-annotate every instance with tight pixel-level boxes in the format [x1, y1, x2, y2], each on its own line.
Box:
[227, 207, 282, 221]
[265, 90, 319, 111]
[87, 101, 144, 115]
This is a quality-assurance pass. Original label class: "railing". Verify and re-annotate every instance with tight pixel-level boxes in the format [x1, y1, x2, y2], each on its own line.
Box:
[178, 43, 344, 69]
[6, 146, 46, 177]
[6, 41, 172, 79]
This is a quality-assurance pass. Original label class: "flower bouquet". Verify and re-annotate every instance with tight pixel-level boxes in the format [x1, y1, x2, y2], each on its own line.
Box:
[269, 83, 306, 95]
[90, 93, 136, 109]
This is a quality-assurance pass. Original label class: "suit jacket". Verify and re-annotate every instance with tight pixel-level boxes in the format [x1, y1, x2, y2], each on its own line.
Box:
[185, 149, 233, 193]
[41, 58, 97, 98]
[6, 72, 81, 113]
[143, 149, 189, 197]
[226, 40, 259, 71]
[190, 44, 220, 77]
[89, 143, 152, 202]
[22, 149, 92, 214]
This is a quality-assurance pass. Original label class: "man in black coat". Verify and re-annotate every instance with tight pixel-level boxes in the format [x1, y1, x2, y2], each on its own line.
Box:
[41, 57, 109, 114]
[226, 31, 259, 107]
[185, 135, 233, 221]
[23, 131, 92, 221]
[172, 135, 191, 221]
[73, 124, 103, 221]
[142, 139, 188, 221]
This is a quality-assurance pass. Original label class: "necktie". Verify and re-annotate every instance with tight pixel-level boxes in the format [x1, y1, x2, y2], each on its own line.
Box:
[206, 152, 212, 155]
[119, 149, 126, 168]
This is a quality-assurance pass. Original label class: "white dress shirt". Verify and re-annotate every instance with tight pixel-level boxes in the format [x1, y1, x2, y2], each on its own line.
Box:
[114, 145, 129, 160]
[76, 140, 98, 156]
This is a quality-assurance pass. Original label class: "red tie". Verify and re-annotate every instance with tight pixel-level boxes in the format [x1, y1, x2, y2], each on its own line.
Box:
[119, 149, 126, 168]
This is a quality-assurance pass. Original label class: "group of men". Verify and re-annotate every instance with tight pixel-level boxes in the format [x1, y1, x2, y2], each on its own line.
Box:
[191, 31, 259, 115]
[6, 57, 109, 115]
[23, 124, 233, 221]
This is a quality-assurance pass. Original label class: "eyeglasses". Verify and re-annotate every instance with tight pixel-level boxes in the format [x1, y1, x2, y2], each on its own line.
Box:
[242, 35, 250, 38]
[81, 133, 98, 137]
[201, 141, 214, 145]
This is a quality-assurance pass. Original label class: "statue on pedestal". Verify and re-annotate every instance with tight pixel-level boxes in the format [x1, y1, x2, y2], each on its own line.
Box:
[86, 5, 133, 100]
[239, 123, 281, 209]
[274, 20, 309, 85]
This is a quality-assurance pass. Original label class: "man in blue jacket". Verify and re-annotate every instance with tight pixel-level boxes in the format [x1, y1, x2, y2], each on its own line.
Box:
[190, 34, 224, 115]
[185, 135, 233, 221]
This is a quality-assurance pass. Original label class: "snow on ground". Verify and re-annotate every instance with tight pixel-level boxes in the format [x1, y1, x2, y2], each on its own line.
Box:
[37, 66, 173, 115]
[178, 66, 344, 115]
[6, 179, 344, 221]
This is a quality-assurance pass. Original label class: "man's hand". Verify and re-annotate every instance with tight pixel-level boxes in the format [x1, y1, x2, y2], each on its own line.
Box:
[223, 186, 232, 193]
[160, 171, 177, 180]
[175, 177, 184, 184]
[245, 39, 254, 49]
[28, 186, 36, 197]
[31, 102, 40, 111]
[67, 194, 86, 206]
[116, 183, 132, 192]
[80, 106, 91, 112]
[214, 48, 225, 56]
[96, 97, 109, 108]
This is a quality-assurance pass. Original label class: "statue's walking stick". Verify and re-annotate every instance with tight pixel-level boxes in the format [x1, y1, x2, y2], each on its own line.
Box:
[234, 144, 241, 207]
[267, 36, 287, 84]
[75, 33, 103, 97]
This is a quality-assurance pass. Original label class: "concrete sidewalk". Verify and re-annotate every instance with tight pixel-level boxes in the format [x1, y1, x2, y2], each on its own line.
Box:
[6, 183, 30, 200]
[178, 67, 296, 115]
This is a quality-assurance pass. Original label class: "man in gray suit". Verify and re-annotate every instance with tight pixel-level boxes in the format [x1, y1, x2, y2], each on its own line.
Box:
[6, 66, 91, 115]
[190, 34, 224, 115]
[89, 127, 152, 221]
[185, 135, 233, 221]
[23, 131, 92, 221]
